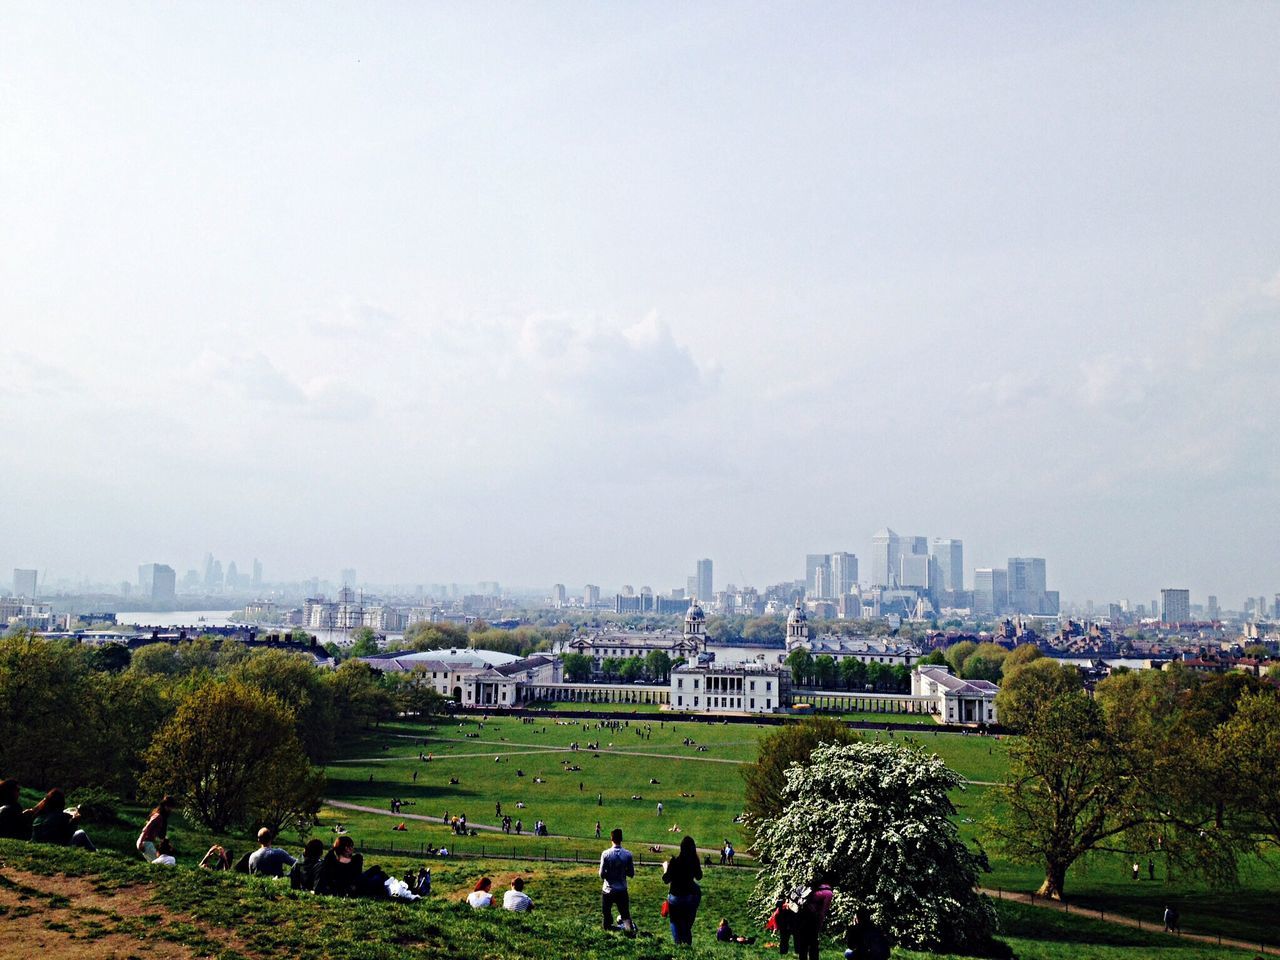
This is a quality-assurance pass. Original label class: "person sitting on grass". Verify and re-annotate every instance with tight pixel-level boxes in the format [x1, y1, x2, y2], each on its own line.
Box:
[466, 877, 494, 908]
[502, 877, 533, 912]
[316, 835, 394, 897]
[715, 918, 755, 944]
[29, 789, 95, 851]
[0, 779, 32, 840]
[199, 845, 231, 870]
[290, 838, 326, 891]
[137, 795, 178, 863]
[248, 827, 296, 878]
[149, 838, 177, 866]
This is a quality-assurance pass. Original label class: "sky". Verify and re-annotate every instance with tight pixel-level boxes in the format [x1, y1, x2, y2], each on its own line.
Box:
[2, 2, 1278, 605]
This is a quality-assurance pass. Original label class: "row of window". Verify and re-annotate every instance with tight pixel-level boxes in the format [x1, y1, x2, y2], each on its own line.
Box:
[675, 677, 773, 692]
[674, 695, 774, 710]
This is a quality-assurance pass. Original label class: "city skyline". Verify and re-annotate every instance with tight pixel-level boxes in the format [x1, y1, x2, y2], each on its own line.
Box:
[3, 5, 1279, 602]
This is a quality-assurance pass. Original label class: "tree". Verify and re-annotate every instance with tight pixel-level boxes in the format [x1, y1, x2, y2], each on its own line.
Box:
[347, 627, 380, 659]
[230, 649, 338, 762]
[644, 649, 672, 682]
[944, 641, 978, 675]
[141, 678, 323, 832]
[838, 656, 867, 690]
[994, 658, 1083, 732]
[919, 649, 947, 667]
[1001, 643, 1042, 674]
[129, 642, 182, 677]
[328, 660, 396, 729]
[1216, 690, 1280, 850]
[562, 653, 594, 682]
[600, 657, 622, 680]
[753, 742, 998, 952]
[785, 648, 813, 686]
[741, 718, 856, 839]
[812, 654, 837, 689]
[392, 674, 449, 719]
[618, 656, 645, 683]
[743, 617, 785, 644]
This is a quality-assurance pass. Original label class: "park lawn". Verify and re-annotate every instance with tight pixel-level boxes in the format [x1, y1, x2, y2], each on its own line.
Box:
[0, 840, 1262, 960]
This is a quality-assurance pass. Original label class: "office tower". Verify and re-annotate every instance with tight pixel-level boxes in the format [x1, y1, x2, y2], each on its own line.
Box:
[695, 559, 713, 601]
[13, 568, 37, 598]
[928, 539, 964, 592]
[138, 563, 176, 603]
[1161, 589, 1190, 625]
[900, 554, 931, 591]
[552, 584, 566, 608]
[1108, 603, 1123, 623]
[1274, 594, 1280, 619]
[973, 568, 1009, 616]
[621, 584, 635, 597]
[805, 554, 831, 598]
[252, 559, 262, 588]
[1207, 595, 1219, 620]
[226, 561, 239, 590]
[813, 564, 829, 599]
[1007, 558, 1048, 614]
[870, 529, 899, 587]
[583, 584, 600, 607]
[829, 552, 858, 596]
[341, 568, 356, 588]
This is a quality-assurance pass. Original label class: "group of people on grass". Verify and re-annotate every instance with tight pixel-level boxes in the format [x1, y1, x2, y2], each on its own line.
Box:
[0, 780, 97, 851]
[464, 875, 534, 912]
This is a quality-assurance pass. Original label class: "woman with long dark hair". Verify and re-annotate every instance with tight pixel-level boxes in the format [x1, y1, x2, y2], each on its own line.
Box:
[29, 788, 95, 851]
[662, 835, 703, 944]
[137, 795, 178, 862]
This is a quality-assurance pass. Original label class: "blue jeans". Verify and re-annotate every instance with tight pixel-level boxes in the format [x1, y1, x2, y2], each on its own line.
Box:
[667, 891, 700, 945]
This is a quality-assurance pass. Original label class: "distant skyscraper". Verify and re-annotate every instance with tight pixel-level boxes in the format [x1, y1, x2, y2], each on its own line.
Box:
[899, 554, 931, 591]
[1207, 595, 1220, 620]
[805, 554, 831, 598]
[1161, 588, 1191, 625]
[928, 539, 964, 592]
[252, 558, 262, 588]
[226, 561, 239, 590]
[341, 568, 357, 588]
[138, 563, 176, 603]
[13, 568, 37, 598]
[870, 529, 899, 588]
[552, 584, 566, 608]
[695, 559, 713, 602]
[973, 568, 1009, 616]
[584, 584, 601, 607]
[829, 552, 858, 596]
[812, 564, 829, 599]
[1007, 558, 1048, 614]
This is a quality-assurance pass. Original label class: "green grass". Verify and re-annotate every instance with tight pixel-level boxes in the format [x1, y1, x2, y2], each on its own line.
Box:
[0, 840, 1263, 960]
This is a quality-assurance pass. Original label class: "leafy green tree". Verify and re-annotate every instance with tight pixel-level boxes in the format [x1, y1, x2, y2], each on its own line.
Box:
[785, 648, 813, 686]
[1216, 690, 1280, 849]
[600, 657, 622, 680]
[290, 627, 313, 645]
[644, 649, 672, 682]
[741, 717, 856, 839]
[812, 654, 837, 689]
[392, 674, 449, 718]
[743, 616, 785, 643]
[919, 649, 947, 666]
[1000, 643, 1042, 674]
[347, 627, 380, 659]
[866, 661, 890, 691]
[141, 678, 323, 832]
[890, 663, 912, 692]
[561, 653, 594, 682]
[249, 746, 325, 840]
[618, 656, 645, 683]
[86, 643, 132, 673]
[328, 660, 396, 729]
[753, 741, 998, 952]
[230, 649, 338, 762]
[944, 640, 977, 675]
[129, 642, 182, 676]
[994, 658, 1083, 732]
[838, 656, 867, 690]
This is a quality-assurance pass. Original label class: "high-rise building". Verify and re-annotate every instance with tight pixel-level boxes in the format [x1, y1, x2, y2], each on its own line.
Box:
[552, 584, 566, 608]
[251, 559, 262, 588]
[829, 552, 858, 596]
[973, 568, 1009, 616]
[1207, 595, 1220, 620]
[583, 584, 600, 607]
[138, 563, 176, 603]
[12, 568, 37, 598]
[928, 539, 964, 592]
[1007, 558, 1048, 614]
[870, 529, 899, 587]
[813, 564, 829, 599]
[805, 554, 831, 598]
[226, 561, 240, 590]
[341, 568, 357, 588]
[1161, 588, 1191, 625]
[695, 559, 713, 602]
[900, 554, 931, 591]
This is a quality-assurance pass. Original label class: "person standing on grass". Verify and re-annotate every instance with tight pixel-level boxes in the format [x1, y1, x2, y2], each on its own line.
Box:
[599, 827, 635, 933]
[137, 795, 178, 862]
[790, 876, 834, 960]
[662, 835, 702, 945]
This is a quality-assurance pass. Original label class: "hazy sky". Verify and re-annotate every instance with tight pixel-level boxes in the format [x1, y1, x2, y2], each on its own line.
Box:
[3, 3, 1278, 604]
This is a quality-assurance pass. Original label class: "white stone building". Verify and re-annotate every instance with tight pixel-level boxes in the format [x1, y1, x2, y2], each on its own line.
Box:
[669, 661, 791, 714]
[910, 666, 999, 725]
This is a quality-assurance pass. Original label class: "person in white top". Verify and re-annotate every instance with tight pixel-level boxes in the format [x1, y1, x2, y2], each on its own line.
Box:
[502, 877, 534, 912]
[466, 877, 494, 908]
[150, 838, 177, 866]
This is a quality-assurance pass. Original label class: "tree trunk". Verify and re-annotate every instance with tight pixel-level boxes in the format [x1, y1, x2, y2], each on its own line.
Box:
[1037, 863, 1067, 900]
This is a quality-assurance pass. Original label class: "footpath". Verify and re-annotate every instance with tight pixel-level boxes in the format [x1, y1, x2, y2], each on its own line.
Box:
[979, 887, 1279, 956]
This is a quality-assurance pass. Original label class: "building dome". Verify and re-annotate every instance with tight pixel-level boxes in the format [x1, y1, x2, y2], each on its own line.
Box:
[787, 601, 808, 625]
[685, 600, 705, 623]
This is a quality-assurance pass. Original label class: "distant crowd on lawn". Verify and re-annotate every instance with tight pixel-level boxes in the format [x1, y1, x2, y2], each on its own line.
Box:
[0, 779, 888, 957]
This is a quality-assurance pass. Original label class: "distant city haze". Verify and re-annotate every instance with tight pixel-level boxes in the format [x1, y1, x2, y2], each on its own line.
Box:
[2, 4, 1278, 603]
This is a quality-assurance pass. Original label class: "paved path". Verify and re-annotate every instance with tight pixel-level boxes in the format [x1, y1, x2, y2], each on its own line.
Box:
[338, 735, 750, 765]
[980, 887, 1278, 956]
